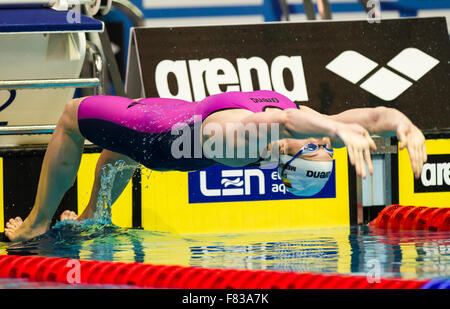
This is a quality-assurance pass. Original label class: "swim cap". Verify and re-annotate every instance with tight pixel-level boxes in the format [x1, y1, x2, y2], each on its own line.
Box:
[278, 155, 333, 196]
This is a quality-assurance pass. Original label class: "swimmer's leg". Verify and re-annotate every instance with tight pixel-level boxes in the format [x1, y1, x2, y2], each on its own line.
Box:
[5, 97, 87, 242]
[61, 150, 137, 222]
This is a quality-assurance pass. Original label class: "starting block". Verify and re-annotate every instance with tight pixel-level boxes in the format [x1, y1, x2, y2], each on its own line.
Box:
[0, 7, 103, 146]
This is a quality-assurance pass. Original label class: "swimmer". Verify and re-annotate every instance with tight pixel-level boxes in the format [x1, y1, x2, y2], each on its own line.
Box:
[5, 90, 427, 241]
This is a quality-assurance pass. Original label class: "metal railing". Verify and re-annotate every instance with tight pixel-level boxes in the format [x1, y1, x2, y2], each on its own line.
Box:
[0, 78, 100, 90]
[0, 0, 144, 136]
[0, 125, 55, 135]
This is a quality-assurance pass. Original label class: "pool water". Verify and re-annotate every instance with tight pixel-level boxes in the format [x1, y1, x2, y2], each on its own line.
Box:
[1, 221, 449, 281]
[1, 162, 448, 286]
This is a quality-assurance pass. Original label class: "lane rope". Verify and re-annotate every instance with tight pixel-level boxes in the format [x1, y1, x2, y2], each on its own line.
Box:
[0, 254, 441, 289]
[370, 204, 450, 231]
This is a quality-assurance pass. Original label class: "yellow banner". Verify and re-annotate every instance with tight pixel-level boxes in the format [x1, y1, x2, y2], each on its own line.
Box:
[141, 148, 350, 234]
[0, 149, 352, 235]
[398, 139, 450, 207]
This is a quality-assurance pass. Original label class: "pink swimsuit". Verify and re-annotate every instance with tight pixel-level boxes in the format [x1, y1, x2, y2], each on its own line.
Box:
[77, 90, 297, 171]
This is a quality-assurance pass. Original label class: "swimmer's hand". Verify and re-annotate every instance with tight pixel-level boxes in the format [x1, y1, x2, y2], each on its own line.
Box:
[396, 123, 427, 179]
[333, 123, 377, 178]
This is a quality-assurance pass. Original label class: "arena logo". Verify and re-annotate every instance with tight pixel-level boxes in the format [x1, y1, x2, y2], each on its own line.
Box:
[419, 163, 450, 187]
[326, 47, 439, 101]
[414, 155, 450, 193]
[154, 56, 309, 102]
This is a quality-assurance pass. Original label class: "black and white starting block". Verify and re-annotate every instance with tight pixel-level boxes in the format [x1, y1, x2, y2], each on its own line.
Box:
[0, 0, 133, 145]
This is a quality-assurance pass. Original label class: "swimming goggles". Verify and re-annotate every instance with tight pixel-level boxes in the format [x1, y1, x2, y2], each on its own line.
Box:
[254, 143, 334, 169]
[295, 143, 334, 158]
[282, 143, 334, 172]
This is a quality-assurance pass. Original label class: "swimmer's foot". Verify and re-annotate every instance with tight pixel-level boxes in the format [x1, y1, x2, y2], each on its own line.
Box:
[60, 208, 95, 222]
[5, 217, 48, 242]
[60, 210, 79, 222]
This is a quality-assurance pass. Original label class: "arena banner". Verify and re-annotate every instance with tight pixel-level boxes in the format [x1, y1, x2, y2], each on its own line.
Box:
[398, 139, 450, 207]
[139, 148, 348, 234]
[126, 17, 449, 133]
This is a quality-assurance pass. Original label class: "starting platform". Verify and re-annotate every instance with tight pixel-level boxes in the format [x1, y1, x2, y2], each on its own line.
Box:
[0, 8, 103, 33]
[0, 7, 104, 146]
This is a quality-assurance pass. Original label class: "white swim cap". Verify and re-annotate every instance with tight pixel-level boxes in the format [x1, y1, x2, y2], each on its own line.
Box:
[278, 154, 333, 196]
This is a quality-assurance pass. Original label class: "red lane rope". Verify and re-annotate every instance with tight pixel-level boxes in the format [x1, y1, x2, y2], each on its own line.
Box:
[0, 254, 429, 289]
[370, 204, 450, 231]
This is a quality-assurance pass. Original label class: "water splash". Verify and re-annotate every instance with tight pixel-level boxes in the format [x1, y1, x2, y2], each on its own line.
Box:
[83, 159, 138, 224]
[5, 160, 141, 253]
[94, 160, 122, 224]
[52, 160, 139, 237]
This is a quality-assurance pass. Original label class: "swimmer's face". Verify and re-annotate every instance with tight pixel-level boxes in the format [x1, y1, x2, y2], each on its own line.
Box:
[278, 138, 333, 162]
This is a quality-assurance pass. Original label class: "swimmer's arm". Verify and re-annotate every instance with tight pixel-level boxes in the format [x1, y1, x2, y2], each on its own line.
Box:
[239, 108, 339, 141]
[310, 106, 425, 149]
[324, 106, 413, 138]
[300, 105, 420, 139]
[300, 105, 427, 178]
[239, 108, 377, 178]
[224, 109, 339, 157]
[239, 107, 378, 146]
